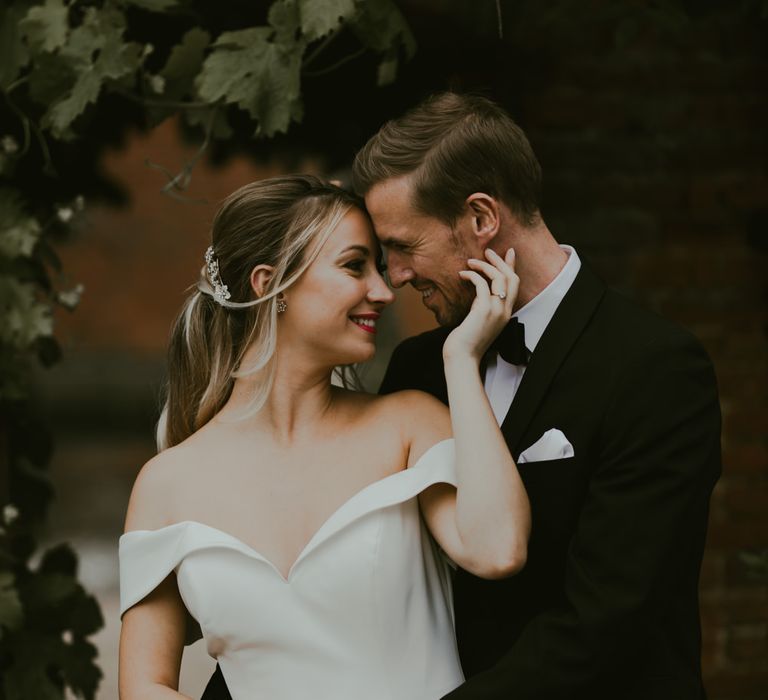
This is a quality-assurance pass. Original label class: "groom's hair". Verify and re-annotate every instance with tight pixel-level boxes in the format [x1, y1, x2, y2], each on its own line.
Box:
[352, 92, 542, 226]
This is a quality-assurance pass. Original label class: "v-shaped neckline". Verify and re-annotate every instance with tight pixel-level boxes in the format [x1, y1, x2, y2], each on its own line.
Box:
[181, 467, 411, 583]
[125, 438, 454, 584]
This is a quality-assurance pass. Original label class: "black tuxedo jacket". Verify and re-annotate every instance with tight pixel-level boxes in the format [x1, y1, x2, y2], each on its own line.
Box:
[379, 262, 721, 700]
[201, 263, 720, 700]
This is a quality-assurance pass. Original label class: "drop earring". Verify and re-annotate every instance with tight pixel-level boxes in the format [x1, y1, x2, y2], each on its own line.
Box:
[276, 294, 287, 313]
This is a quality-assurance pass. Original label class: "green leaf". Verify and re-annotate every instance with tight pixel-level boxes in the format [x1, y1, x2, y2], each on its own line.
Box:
[20, 0, 70, 54]
[0, 571, 24, 633]
[3, 634, 66, 700]
[197, 27, 304, 137]
[25, 572, 79, 609]
[59, 636, 101, 700]
[0, 219, 41, 259]
[352, 0, 415, 56]
[352, 0, 415, 83]
[0, 190, 41, 259]
[0, 2, 33, 88]
[38, 544, 77, 577]
[160, 27, 211, 100]
[0, 276, 54, 349]
[299, 0, 357, 41]
[42, 6, 144, 139]
[28, 50, 77, 107]
[67, 591, 104, 637]
[269, 0, 300, 43]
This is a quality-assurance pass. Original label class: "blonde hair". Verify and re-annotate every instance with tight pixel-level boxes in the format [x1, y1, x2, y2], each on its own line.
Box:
[158, 175, 362, 451]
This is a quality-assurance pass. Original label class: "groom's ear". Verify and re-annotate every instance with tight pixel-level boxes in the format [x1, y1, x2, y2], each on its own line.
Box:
[250, 264, 275, 298]
[465, 193, 500, 243]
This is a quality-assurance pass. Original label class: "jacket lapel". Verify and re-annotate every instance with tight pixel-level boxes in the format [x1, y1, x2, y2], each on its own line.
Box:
[500, 263, 606, 454]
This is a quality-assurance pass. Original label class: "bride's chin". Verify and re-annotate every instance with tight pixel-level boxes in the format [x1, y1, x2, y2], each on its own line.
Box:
[335, 345, 376, 367]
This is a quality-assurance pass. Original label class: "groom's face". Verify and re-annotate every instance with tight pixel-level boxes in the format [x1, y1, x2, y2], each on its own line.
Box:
[365, 176, 479, 327]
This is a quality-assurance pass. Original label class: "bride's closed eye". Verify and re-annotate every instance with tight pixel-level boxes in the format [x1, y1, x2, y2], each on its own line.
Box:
[344, 258, 367, 274]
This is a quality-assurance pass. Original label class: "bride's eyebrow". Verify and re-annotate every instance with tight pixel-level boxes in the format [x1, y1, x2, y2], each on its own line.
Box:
[337, 244, 370, 257]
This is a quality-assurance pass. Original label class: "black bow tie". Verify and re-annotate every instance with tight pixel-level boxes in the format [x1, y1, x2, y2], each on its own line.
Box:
[487, 318, 530, 365]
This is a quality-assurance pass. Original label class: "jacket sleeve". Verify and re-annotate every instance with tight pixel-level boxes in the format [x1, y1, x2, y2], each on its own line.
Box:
[443, 331, 722, 699]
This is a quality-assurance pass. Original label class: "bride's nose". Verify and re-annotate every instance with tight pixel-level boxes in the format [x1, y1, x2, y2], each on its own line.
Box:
[368, 272, 395, 306]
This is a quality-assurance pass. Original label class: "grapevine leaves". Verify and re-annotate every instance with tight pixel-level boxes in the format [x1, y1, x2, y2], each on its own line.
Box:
[197, 27, 303, 137]
[17, 3, 146, 140]
[352, 0, 416, 86]
[18, 0, 69, 54]
[299, 0, 357, 41]
[43, 7, 144, 139]
[13, 0, 412, 140]
[160, 27, 211, 101]
[0, 189, 41, 260]
[1, 544, 104, 700]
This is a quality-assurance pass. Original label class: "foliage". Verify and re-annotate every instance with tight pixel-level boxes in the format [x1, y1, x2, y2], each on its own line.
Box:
[0, 0, 414, 697]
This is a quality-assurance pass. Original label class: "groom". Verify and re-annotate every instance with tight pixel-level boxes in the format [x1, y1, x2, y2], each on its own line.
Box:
[355, 93, 721, 699]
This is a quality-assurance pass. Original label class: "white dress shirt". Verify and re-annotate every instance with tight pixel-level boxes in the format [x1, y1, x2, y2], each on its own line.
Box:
[484, 245, 581, 425]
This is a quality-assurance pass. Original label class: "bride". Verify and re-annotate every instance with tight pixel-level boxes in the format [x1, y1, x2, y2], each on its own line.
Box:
[118, 175, 530, 700]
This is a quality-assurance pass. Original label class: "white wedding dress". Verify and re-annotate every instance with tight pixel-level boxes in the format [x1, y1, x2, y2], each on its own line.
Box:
[119, 439, 464, 700]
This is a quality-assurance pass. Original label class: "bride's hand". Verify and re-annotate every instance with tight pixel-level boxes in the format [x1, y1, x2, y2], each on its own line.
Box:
[443, 247, 519, 364]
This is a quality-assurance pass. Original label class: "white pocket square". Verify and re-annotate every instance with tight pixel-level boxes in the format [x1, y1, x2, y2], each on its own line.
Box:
[518, 428, 574, 464]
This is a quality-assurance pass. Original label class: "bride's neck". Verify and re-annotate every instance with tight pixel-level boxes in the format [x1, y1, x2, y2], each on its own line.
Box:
[222, 352, 337, 445]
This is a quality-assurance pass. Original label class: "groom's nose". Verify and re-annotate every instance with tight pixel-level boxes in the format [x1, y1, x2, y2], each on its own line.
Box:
[385, 253, 414, 288]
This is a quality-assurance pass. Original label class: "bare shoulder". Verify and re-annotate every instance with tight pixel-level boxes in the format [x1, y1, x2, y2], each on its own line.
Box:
[123, 443, 193, 534]
[379, 390, 452, 462]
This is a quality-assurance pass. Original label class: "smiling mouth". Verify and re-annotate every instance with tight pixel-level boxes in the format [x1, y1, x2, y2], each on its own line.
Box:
[418, 287, 435, 302]
[350, 316, 377, 334]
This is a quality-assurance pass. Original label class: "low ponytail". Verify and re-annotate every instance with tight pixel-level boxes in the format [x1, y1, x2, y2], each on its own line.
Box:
[158, 289, 239, 450]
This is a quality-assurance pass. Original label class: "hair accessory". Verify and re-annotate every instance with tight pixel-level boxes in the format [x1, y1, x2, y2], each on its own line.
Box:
[276, 295, 287, 313]
[204, 246, 231, 305]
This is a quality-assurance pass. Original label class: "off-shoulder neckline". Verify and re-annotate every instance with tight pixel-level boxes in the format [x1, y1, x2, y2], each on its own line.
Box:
[121, 438, 454, 583]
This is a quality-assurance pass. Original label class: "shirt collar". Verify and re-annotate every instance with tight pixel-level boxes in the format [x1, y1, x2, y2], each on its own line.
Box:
[513, 245, 581, 353]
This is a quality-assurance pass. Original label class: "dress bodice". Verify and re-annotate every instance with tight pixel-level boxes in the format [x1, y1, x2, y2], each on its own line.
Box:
[119, 439, 464, 700]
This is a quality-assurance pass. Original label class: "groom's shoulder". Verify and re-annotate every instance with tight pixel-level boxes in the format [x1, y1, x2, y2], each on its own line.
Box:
[594, 281, 713, 370]
[379, 326, 451, 397]
[391, 326, 452, 362]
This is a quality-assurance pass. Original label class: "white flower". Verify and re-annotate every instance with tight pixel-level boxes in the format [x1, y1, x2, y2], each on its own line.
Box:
[143, 43, 154, 57]
[62, 630, 74, 644]
[149, 74, 166, 95]
[3, 504, 19, 525]
[57, 207, 74, 223]
[1, 135, 18, 154]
